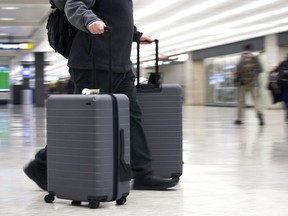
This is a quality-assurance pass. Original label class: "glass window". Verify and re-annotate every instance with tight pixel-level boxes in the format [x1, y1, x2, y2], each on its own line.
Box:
[205, 54, 240, 106]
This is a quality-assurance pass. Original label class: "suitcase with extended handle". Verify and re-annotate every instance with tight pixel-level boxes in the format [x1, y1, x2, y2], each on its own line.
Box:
[136, 40, 183, 180]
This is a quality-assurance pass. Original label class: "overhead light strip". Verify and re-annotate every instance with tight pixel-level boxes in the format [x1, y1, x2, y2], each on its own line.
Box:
[0, 18, 15, 21]
[154, 0, 279, 40]
[131, 6, 288, 60]
[160, 6, 288, 47]
[131, 0, 281, 59]
[131, 23, 288, 62]
[134, 0, 179, 21]
[1, 6, 20, 10]
[139, 0, 229, 32]
[177, 25, 288, 56]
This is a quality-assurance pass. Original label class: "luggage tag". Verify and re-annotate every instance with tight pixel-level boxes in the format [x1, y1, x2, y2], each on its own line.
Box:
[82, 88, 100, 95]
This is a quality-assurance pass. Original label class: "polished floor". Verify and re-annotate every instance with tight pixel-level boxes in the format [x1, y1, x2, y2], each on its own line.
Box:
[0, 104, 288, 216]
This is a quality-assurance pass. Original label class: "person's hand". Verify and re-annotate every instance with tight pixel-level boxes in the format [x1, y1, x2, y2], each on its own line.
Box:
[139, 34, 154, 44]
[88, 20, 106, 34]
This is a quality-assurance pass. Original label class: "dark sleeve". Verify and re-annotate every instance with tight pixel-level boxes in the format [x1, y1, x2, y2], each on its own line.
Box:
[64, 0, 100, 33]
[275, 62, 284, 72]
[133, 26, 143, 42]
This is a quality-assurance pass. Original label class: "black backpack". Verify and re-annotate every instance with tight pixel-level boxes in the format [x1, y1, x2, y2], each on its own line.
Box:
[277, 61, 288, 88]
[46, 0, 77, 58]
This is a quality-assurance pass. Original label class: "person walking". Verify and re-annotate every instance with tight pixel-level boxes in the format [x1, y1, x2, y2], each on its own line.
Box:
[234, 44, 264, 126]
[275, 54, 288, 123]
[24, 0, 178, 191]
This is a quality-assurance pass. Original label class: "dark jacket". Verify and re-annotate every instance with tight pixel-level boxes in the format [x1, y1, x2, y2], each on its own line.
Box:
[64, 0, 142, 72]
[276, 60, 288, 89]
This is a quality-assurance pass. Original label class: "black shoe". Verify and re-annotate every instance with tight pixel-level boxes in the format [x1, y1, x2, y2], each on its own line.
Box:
[234, 120, 243, 125]
[258, 113, 265, 126]
[23, 162, 47, 191]
[133, 174, 178, 190]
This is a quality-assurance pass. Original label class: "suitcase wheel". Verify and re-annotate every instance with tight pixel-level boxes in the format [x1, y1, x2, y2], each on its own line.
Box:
[172, 176, 180, 183]
[116, 196, 127, 205]
[88, 200, 100, 209]
[44, 194, 55, 203]
[71, 200, 82, 206]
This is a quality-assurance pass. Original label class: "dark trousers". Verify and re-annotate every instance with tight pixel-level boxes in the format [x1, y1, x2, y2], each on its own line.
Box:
[281, 88, 288, 115]
[33, 68, 152, 177]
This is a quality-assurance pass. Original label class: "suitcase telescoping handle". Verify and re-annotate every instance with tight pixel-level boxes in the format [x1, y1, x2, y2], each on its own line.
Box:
[84, 26, 112, 95]
[136, 39, 160, 91]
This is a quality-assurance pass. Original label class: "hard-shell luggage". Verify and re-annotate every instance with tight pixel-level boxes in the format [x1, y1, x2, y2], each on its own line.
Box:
[44, 28, 131, 209]
[136, 40, 183, 180]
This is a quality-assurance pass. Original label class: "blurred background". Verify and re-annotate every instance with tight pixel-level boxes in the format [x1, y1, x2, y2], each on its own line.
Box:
[0, 0, 287, 108]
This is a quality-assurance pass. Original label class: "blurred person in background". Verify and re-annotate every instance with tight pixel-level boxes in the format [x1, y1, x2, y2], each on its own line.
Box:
[234, 44, 264, 126]
[275, 54, 288, 123]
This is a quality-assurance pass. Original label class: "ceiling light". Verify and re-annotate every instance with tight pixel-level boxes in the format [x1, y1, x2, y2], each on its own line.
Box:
[164, 25, 288, 57]
[1, 6, 20, 10]
[134, 0, 179, 21]
[270, 17, 288, 25]
[131, 5, 288, 61]
[154, 0, 279, 41]
[0, 18, 15, 21]
[139, 0, 229, 32]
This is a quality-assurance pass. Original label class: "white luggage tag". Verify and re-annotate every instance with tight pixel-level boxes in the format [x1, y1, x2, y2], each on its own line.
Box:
[82, 88, 100, 95]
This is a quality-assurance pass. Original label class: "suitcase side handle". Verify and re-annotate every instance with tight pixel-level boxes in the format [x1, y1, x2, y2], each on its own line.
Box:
[119, 129, 131, 182]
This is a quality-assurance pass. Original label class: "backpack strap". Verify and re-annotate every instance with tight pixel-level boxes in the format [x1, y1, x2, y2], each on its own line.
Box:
[51, 0, 66, 10]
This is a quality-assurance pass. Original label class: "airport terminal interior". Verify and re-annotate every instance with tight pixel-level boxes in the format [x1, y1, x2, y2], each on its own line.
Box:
[1, 0, 288, 215]
[1, 105, 288, 215]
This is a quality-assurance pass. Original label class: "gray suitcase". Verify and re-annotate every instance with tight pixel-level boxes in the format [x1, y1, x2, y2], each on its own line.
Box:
[136, 40, 183, 179]
[44, 29, 131, 209]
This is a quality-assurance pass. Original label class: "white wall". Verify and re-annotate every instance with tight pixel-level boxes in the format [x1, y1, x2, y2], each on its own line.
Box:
[141, 62, 186, 85]
[264, 34, 283, 109]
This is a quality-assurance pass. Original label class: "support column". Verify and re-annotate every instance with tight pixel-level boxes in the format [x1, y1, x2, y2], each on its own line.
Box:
[184, 53, 193, 105]
[185, 52, 206, 105]
[192, 60, 206, 105]
[265, 34, 280, 68]
[35, 52, 45, 107]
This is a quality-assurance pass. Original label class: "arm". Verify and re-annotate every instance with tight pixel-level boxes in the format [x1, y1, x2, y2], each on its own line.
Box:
[133, 26, 154, 44]
[64, 0, 104, 33]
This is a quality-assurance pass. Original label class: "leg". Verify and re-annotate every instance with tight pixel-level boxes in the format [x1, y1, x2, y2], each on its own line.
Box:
[249, 82, 261, 114]
[280, 88, 288, 121]
[70, 68, 154, 176]
[235, 85, 245, 124]
[114, 70, 178, 189]
[68, 68, 91, 94]
[113, 70, 153, 177]
[23, 68, 90, 190]
[23, 147, 47, 190]
[249, 82, 264, 125]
